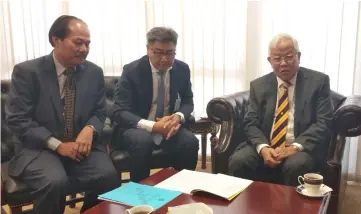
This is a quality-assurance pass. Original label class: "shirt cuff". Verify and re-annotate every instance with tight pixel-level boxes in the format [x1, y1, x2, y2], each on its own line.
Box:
[175, 112, 185, 123]
[137, 119, 156, 132]
[256, 144, 270, 154]
[46, 137, 62, 151]
[291, 143, 304, 151]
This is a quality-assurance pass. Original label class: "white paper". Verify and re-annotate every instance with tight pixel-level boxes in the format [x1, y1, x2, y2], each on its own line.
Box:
[155, 169, 253, 200]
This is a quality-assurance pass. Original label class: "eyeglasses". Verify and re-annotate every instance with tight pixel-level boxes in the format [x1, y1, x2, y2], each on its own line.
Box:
[270, 54, 296, 64]
[150, 48, 176, 58]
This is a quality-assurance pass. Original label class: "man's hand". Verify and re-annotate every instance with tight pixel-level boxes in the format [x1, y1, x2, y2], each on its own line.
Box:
[56, 142, 83, 162]
[155, 114, 182, 140]
[275, 146, 299, 161]
[75, 126, 94, 157]
[260, 147, 281, 168]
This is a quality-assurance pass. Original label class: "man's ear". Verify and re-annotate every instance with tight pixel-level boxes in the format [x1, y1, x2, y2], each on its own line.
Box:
[52, 36, 59, 47]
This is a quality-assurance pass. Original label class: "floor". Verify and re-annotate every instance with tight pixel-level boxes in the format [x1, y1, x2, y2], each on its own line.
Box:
[2, 160, 361, 214]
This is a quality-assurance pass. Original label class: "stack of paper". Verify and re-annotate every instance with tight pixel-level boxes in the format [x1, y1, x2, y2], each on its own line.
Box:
[98, 182, 182, 210]
[155, 169, 253, 201]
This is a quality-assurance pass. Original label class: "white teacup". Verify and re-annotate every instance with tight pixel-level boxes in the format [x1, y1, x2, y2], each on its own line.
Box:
[298, 173, 323, 194]
[125, 205, 154, 214]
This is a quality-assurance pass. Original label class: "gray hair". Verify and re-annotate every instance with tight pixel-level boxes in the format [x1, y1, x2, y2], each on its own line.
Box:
[268, 33, 300, 55]
[146, 27, 178, 46]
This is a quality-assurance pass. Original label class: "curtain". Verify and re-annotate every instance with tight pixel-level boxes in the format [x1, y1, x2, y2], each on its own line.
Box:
[1, 0, 360, 180]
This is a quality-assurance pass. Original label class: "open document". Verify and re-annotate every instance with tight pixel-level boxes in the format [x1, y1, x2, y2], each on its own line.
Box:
[155, 169, 253, 201]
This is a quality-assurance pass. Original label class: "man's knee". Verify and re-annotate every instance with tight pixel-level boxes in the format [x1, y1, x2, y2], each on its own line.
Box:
[228, 145, 260, 176]
[98, 164, 120, 190]
[282, 152, 314, 176]
[124, 129, 154, 154]
[43, 174, 68, 194]
[177, 129, 199, 152]
[229, 152, 249, 176]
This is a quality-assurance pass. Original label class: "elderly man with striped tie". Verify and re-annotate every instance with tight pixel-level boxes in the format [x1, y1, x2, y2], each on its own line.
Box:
[228, 33, 333, 186]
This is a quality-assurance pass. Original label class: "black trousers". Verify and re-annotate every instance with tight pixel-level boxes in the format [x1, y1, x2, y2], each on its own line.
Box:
[15, 149, 120, 214]
[119, 127, 199, 182]
[228, 143, 315, 186]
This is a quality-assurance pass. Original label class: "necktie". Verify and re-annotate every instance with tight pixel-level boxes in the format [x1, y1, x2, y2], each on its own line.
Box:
[153, 72, 166, 145]
[62, 68, 76, 142]
[271, 82, 289, 149]
[155, 72, 165, 120]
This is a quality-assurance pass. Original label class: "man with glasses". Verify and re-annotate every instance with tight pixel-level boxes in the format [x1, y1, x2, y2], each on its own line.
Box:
[112, 27, 199, 182]
[228, 33, 333, 186]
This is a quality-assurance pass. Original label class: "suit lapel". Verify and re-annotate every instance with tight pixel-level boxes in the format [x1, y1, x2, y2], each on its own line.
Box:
[42, 54, 64, 124]
[169, 63, 179, 113]
[294, 69, 307, 136]
[139, 57, 153, 112]
[264, 73, 278, 138]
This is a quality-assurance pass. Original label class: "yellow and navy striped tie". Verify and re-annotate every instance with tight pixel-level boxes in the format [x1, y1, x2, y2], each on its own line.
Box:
[271, 82, 290, 149]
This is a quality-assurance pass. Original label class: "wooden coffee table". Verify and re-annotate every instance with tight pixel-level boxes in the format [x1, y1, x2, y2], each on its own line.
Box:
[84, 168, 325, 214]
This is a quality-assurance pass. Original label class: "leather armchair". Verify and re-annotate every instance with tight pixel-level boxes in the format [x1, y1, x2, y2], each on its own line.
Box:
[206, 90, 361, 214]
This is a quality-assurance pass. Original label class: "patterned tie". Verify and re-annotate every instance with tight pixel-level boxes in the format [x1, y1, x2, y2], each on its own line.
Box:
[155, 72, 165, 119]
[62, 68, 76, 142]
[271, 82, 289, 149]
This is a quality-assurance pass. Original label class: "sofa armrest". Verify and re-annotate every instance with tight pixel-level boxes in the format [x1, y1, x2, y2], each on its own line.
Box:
[206, 91, 249, 154]
[328, 96, 361, 164]
[101, 118, 113, 147]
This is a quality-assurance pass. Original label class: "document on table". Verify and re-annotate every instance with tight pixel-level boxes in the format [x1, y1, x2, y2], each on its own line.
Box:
[155, 169, 253, 201]
[98, 182, 182, 210]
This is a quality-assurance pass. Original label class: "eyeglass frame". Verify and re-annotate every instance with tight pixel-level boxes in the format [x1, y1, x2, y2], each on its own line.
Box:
[269, 53, 299, 64]
[149, 48, 177, 58]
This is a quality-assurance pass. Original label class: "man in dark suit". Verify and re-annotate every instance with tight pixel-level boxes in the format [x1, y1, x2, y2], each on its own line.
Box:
[113, 27, 199, 182]
[5, 15, 119, 214]
[228, 34, 333, 186]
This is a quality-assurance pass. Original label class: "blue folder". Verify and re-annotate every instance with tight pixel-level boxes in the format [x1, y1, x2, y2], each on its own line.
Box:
[98, 182, 182, 210]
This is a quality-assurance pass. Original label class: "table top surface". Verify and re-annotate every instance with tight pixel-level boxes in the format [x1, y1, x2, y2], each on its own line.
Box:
[84, 168, 323, 214]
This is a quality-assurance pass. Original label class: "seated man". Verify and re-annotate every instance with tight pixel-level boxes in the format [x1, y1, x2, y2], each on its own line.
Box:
[113, 27, 199, 182]
[5, 15, 119, 214]
[228, 33, 333, 186]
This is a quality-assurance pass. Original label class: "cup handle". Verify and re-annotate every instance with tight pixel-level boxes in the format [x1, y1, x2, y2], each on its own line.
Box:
[298, 176, 304, 186]
[125, 209, 131, 214]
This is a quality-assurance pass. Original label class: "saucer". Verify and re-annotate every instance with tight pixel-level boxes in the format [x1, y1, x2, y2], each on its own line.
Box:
[296, 184, 332, 198]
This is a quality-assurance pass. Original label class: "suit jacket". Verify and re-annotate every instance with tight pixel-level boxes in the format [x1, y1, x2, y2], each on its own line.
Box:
[244, 67, 333, 157]
[5, 53, 106, 177]
[113, 55, 194, 131]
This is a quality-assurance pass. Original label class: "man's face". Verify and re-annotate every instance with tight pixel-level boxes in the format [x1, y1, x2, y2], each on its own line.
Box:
[267, 39, 301, 81]
[147, 41, 176, 71]
[53, 20, 90, 67]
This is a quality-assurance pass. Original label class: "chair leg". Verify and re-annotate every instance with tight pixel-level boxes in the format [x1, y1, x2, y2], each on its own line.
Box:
[9, 206, 22, 214]
[69, 194, 77, 208]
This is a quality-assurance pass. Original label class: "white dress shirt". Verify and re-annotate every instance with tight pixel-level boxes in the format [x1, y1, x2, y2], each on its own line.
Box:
[137, 60, 185, 132]
[256, 74, 304, 154]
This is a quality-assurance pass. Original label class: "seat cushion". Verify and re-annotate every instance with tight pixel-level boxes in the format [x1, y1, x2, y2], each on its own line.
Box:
[110, 148, 172, 172]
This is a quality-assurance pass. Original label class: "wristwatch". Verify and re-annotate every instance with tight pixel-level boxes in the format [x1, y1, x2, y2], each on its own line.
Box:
[290, 145, 300, 151]
[87, 125, 97, 137]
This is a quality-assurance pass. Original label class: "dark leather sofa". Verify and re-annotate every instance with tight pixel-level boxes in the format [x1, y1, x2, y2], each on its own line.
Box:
[206, 90, 361, 214]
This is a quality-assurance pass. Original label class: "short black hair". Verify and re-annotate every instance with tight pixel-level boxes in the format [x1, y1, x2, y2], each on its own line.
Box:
[48, 15, 85, 47]
[146, 27, 178, 46]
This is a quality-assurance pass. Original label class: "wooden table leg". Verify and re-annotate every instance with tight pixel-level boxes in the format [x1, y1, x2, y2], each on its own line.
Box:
[201, 133, 207, 169]
[210, 130, 219, 173]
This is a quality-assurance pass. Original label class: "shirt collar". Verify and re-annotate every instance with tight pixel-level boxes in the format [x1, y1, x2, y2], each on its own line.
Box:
[276, 73, 297, 88]
[52, 52, 77, 77]
[149, 59, 172, 74]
